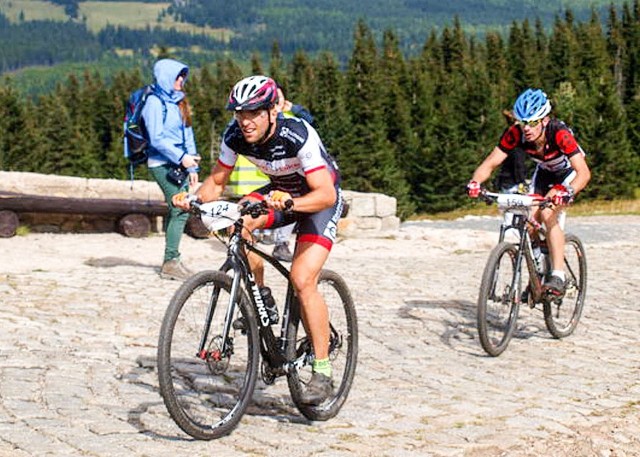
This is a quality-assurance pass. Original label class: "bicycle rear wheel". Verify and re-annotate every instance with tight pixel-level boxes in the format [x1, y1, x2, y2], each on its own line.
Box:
[157, 270, 259, 440]
[544, 233, 587, 338]
[477, 242, 521, 356]
[286, 269, 358, 421]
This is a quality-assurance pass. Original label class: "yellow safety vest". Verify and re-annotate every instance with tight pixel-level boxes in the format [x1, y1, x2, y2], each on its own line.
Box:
[226, 155, 270, 198]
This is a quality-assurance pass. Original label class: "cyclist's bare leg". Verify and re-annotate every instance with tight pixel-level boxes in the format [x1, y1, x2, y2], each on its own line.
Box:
[538, 207, 565, 271]
[238, 211, 269, 286]
[289, 241, 330, 360]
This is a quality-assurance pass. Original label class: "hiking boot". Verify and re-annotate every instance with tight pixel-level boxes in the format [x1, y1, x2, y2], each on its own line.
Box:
[272, 242, 293, 262]
[544, 275, 566, 298]
[300, 372, 333, 406]
[160, 259, 193, 281]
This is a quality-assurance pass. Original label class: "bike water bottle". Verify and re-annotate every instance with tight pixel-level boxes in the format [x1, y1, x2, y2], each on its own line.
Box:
[260, 286, 279, 325]
[533, 246, 546, 275]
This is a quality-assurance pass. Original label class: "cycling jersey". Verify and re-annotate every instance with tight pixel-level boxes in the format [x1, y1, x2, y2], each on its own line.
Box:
[218, 116, 342, 250]
[219, 116, 340, 196]
[497, 118, 586, 195]
[497, 118, 584, 173]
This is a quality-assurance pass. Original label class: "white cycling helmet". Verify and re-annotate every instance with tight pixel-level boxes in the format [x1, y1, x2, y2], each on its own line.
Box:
[226, 75, 278, 111]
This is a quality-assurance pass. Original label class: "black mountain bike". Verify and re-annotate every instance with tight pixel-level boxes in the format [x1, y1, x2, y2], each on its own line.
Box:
[476, 190, 587, 356]
[157, 200, 358, 440]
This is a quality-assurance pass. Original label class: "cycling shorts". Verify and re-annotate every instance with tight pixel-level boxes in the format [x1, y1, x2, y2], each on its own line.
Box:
[532, 166, 576, 196]
[247, 185, 344, 251]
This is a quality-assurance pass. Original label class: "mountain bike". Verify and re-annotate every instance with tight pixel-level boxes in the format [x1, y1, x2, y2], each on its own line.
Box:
[476, 190, 587, 356]
[157, 199, 358, 440]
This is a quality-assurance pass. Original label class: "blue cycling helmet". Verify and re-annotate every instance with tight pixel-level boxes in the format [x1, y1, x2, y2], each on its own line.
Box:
[513, 89, 551, 122]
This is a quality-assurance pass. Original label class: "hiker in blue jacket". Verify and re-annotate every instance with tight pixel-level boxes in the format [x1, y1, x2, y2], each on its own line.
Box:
[143, 58, 200, 280]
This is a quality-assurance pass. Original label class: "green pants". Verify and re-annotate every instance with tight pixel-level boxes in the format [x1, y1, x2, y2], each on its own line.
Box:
[149, 165, 190, 263]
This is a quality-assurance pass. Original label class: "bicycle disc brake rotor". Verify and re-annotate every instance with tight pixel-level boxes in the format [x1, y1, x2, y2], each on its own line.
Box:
[203, 335, 232, 374]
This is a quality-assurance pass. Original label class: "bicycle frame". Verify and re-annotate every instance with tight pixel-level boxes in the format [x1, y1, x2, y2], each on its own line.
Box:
[504, 212, 547, 305]
[484, 191, 553, 306]
[197, 215, 305, 379]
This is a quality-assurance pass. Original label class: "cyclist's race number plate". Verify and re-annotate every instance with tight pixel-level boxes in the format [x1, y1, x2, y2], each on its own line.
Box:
[497, 194, 542, 210]
[199, 201, 241, 231]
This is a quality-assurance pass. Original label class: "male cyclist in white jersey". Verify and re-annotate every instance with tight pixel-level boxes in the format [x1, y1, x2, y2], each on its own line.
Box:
[467, 88, 591, 296]
[173, 75, 343, 405]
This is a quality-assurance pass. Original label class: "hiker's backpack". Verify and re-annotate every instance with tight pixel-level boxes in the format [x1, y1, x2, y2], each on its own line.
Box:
[123, 84, 166, 177]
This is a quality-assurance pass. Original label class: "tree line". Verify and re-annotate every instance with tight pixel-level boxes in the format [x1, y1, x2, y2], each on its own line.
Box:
[1, 6, 639, 217]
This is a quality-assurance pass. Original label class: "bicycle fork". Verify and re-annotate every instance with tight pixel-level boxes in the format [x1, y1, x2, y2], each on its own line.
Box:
[196, 273, 241, 362]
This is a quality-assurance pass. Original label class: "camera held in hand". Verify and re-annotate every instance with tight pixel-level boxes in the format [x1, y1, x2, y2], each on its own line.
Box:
[166, 165, 189, 186]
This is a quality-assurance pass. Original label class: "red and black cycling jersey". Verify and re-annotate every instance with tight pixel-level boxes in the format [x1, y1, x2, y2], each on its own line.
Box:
[497, 118, 585, 173]
[218, 115, 340, 197]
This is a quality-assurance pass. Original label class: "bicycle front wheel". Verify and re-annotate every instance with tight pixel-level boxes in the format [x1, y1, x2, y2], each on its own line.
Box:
[544, 233, 587, 338]
[287, 269, 358, 421]
[477, 242, 521, 356]
[157, 270, 259, 440]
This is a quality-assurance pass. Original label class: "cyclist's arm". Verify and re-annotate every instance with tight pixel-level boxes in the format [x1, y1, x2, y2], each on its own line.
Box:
[196, 161, 233, 203]
[567, 153, 591, 195]
[290, 168, 336, 213]
[471, 146, 508, 184]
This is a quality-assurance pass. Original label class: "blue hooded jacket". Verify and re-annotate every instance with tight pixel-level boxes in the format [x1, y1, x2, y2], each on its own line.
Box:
[142, 59, 198, 170]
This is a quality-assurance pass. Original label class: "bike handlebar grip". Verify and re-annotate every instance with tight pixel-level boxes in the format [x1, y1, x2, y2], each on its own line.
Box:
[185, 194, 201, 210]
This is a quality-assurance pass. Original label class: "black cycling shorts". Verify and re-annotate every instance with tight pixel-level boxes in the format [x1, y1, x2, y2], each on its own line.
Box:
[247, 185, 344, 251]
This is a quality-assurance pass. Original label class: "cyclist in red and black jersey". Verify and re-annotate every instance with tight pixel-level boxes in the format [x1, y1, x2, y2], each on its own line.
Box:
[173, 75, 342, 405]
[466, 88, 591, 296]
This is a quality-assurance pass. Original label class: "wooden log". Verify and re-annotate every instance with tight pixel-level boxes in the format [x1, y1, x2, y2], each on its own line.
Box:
[0, 191, 167, 216]
[0, 210, 19, 238]
[118, 214, 152, 238]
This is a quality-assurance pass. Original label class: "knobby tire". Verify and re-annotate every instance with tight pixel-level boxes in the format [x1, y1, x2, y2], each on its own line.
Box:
[286, 269, 358, 421]
[477, 242, 521, 356]
[157, 270, 259, 440]
[543, 233, 587, 338]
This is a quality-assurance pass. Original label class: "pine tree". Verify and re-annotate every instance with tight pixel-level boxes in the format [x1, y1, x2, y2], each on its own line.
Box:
[574, 78, 636, 199]
[0, 82, 32, 171]
[343, 20, 414, 217]
[547, 11, 579, 87]
[310, 52, 350, 163]
[250, 52, 263, 75]
[379, 29, 418, 208]
[621, 1, 640, 102]
[268, 41, 287, 87]
[606, 4, 625, 100]
[508, 19, 539, 91]
[288, 50, 314, 109]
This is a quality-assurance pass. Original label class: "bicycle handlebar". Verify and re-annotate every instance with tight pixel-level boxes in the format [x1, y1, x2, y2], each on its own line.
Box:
[479, 189, 551, 209]
[188, 197, 293, 218]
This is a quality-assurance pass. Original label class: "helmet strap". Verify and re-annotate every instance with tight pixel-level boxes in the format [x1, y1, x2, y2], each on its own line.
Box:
[533, 118, 548, 144]
[257, 108, 276, 144]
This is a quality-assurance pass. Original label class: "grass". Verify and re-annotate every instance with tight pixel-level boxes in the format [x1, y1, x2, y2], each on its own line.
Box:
[410, 199, 640, 221]
[0, 0, 67, 22]
[0, 0, 232, 40]
[78, 1, 232, 40]
[79, 1, 170, 32]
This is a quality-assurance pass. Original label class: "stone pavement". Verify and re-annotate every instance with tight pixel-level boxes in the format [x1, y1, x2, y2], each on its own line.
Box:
[1, 215, 639, 456]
